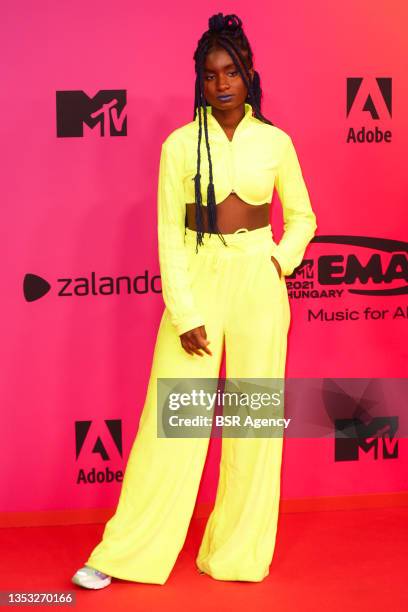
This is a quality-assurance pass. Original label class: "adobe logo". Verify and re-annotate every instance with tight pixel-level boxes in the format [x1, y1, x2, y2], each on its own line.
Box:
[75, 419, 124, 485]
[346, 77, 392, 143]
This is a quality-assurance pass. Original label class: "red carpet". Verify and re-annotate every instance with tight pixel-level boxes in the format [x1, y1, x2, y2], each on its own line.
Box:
[1, 507, 407, 611]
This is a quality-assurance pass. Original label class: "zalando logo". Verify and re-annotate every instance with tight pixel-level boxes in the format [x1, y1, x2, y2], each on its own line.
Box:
[23, 270, 161, 302]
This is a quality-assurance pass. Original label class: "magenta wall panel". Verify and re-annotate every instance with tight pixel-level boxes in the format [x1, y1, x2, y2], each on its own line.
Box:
[1, 0, 407, 514]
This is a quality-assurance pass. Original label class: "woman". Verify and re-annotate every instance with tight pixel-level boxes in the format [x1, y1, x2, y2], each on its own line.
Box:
[72, 12, 317, 589]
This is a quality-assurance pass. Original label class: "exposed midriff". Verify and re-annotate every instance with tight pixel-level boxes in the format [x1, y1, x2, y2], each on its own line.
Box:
[185, 192, 270, 234]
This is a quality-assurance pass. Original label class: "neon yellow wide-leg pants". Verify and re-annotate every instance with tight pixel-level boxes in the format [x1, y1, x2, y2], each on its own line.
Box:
[85, 224, 291, 584]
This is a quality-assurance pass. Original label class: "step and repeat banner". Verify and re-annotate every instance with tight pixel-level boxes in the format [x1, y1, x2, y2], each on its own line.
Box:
[1, 0, 407, 518]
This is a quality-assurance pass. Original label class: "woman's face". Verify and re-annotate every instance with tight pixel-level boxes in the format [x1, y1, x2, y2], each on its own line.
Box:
[203, 46, 253, 112]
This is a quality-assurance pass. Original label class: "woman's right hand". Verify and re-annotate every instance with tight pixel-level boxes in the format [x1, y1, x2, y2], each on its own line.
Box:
[180, 325, 212, 357]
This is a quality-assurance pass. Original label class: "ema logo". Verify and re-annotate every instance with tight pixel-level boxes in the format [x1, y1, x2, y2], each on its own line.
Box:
[334, 416, 398, 462]
[75, 419, 124, 485]
[286, 234, 408, 304]
[346, 77, 392, 143]
[23, 271, 161, 302]
[287, 235, 408, 323]
[56, 90, 127, 137]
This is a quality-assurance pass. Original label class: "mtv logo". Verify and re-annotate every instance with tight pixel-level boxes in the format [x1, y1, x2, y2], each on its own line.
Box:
[288, 259, 314, 280]
[334, 416, 398, 461]
[56, 90, 127, 137]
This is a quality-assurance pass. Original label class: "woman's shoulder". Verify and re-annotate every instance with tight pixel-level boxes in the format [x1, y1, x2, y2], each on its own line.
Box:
[161, 119, 196, 150]
[251, 116, 292, 143]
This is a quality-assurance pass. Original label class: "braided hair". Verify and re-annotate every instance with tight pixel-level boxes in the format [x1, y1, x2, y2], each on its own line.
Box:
[192, 12, 274, 253]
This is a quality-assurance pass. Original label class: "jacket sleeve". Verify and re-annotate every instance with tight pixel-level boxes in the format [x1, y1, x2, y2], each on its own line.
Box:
[271, 135, 318, 277]
[157, 137, 206, 336]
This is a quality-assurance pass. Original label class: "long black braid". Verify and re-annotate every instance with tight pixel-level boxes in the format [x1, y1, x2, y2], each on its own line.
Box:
[191, 12, 275, 254]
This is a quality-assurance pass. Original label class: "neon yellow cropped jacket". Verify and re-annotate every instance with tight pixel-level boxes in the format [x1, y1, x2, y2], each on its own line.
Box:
[157, 102, 317, 336]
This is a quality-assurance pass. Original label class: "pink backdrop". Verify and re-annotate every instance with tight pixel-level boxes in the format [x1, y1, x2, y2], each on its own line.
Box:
[1, 0, 407, 518]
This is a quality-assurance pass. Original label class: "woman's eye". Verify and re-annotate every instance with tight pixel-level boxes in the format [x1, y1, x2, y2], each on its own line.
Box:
[204, 71, 238, 81]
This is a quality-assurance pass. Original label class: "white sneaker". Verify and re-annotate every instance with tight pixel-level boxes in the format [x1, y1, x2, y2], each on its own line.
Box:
[71, 565, 112, 589]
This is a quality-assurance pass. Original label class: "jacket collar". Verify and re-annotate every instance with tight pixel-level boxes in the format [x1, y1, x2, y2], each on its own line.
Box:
[194, 102, 254, 139]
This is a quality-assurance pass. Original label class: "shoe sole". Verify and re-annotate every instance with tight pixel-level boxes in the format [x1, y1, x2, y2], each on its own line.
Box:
[71, 575, 112, 590]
